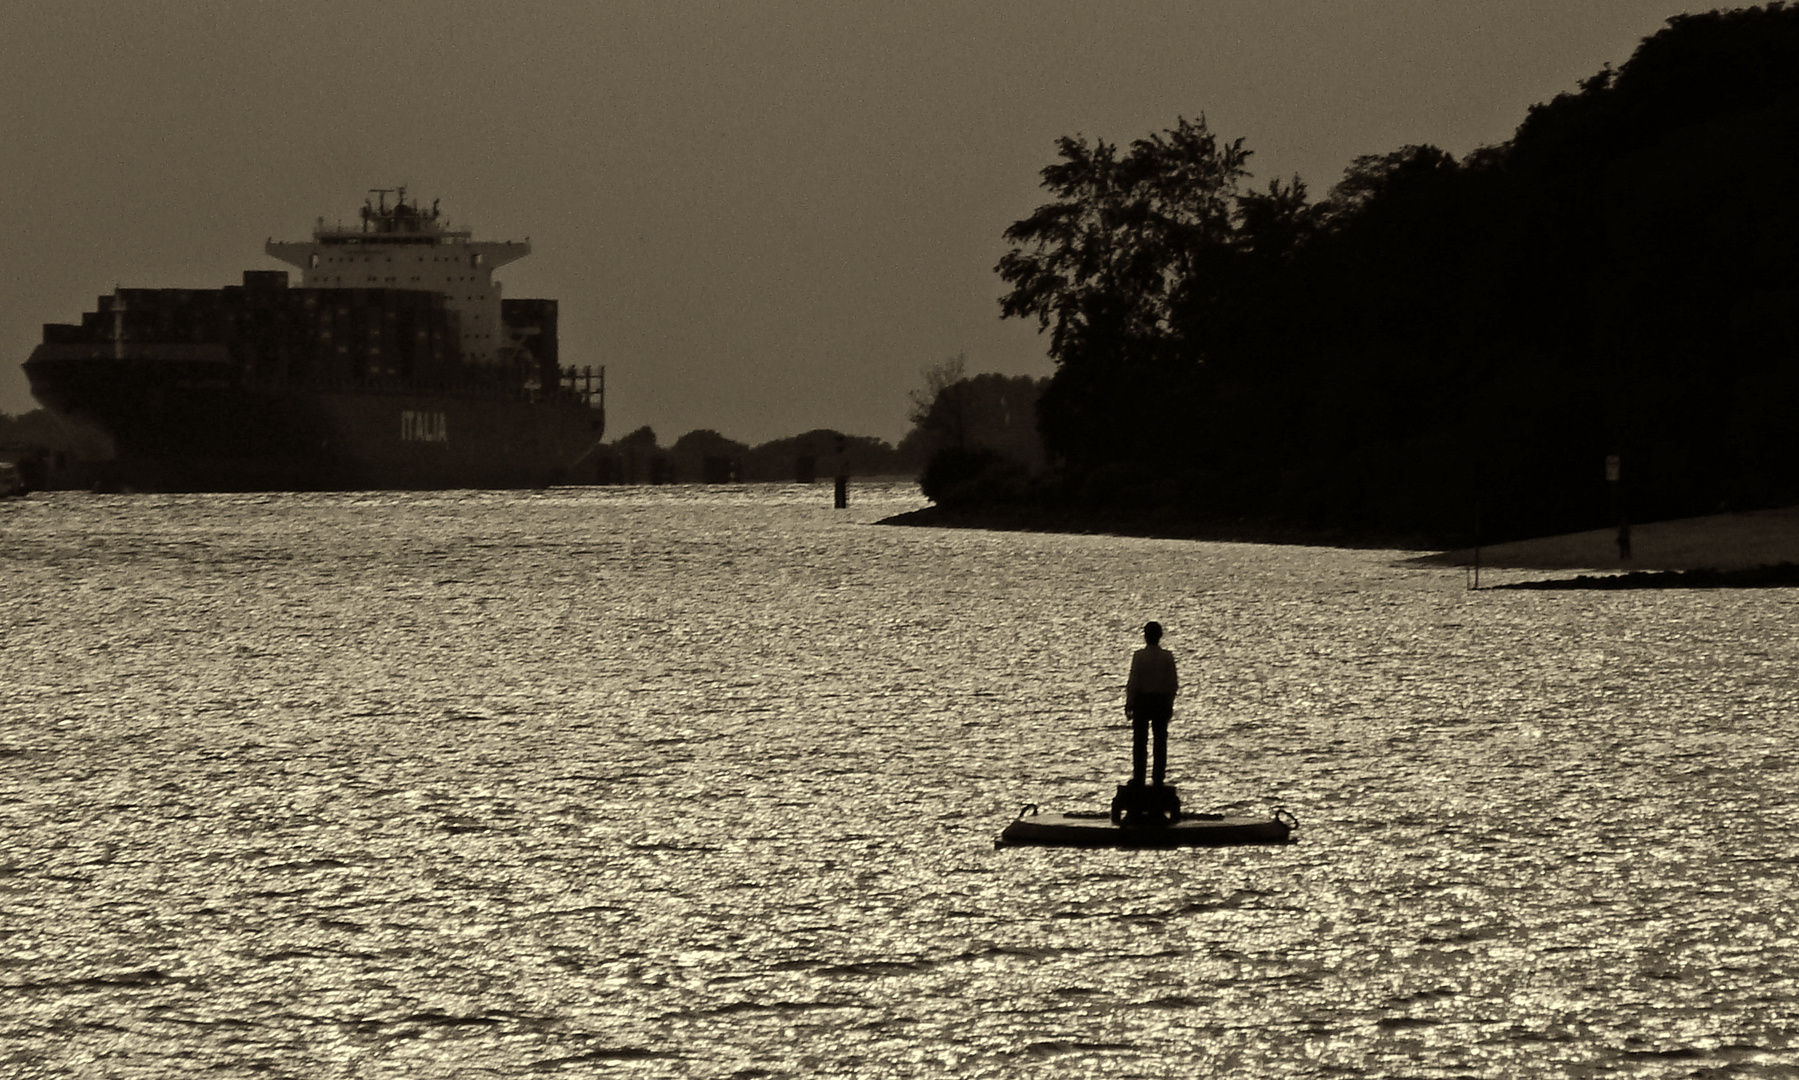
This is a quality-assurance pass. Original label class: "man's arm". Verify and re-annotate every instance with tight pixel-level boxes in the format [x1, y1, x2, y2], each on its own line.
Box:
[1124, 651, 1139, 716]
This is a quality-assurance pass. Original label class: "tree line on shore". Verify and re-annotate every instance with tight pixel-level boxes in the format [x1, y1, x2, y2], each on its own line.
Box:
[596, 424, 915, 484]
[930, 5, 1799, 546]
[593, 362, 1051, 485]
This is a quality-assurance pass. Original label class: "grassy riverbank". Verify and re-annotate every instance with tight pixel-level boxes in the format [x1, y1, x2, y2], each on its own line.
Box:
[1417, 506, 1799, 572]
[884, 502, 1799, 577]
[876, 504, 1437, 552]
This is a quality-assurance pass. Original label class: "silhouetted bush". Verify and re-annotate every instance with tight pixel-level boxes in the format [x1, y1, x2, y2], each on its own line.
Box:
[920, 447, 1033, 508]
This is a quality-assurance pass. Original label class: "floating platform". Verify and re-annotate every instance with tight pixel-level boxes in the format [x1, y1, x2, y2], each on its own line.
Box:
[997, 804, 1297, 849]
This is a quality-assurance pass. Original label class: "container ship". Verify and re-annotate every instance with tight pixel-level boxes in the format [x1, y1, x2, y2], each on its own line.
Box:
[23, 189, 605, 491]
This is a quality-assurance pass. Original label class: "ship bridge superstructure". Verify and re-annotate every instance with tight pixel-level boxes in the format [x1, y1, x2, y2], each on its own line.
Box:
[265, 188, 528, 366]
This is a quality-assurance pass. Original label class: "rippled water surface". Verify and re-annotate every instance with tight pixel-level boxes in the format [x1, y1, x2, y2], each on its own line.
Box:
[4, 484, 1798, 1078]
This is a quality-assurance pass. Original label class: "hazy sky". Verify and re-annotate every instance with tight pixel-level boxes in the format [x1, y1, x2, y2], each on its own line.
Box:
[3, 1, 1689, 445]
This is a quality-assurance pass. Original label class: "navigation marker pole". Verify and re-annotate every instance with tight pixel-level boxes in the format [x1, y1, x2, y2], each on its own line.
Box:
[833, 432, 848, 509]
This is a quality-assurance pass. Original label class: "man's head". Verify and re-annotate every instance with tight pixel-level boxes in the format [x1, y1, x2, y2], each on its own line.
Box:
[1144, 621, 1163, 644]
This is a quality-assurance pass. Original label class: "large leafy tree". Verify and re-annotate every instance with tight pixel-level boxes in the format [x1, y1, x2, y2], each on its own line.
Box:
[996, 117, 1258, 479]
[997, 117, 1250, 367]
[997, 116, 1319, 492]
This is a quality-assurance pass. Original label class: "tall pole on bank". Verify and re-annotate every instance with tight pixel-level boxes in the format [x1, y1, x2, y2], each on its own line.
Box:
[1607, 454, 1630, 561]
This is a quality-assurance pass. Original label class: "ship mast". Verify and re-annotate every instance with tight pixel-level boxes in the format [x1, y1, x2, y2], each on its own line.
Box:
[362, 188, 396, 231]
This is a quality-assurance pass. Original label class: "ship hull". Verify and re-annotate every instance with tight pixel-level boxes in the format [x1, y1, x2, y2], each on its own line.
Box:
[26, 349, 604, 492]
[25, 205, 600, 492]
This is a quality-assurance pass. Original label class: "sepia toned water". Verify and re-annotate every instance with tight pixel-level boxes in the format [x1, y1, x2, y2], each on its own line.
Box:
[3, 482, 1797, 1078]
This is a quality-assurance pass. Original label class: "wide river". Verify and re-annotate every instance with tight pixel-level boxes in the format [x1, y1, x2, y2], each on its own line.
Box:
[3, 483, 1796, 1078]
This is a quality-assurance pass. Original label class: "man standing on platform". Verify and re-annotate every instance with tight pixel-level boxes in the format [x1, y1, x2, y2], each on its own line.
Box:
[1124, 621, 1179, 787]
